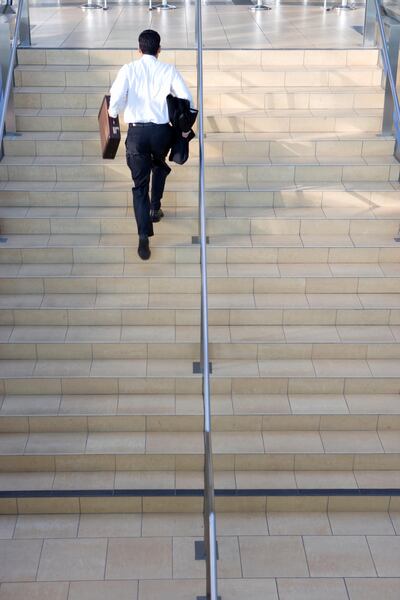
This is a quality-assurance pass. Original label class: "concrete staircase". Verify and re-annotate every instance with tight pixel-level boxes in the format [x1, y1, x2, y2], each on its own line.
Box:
[0, 48, 400, 521]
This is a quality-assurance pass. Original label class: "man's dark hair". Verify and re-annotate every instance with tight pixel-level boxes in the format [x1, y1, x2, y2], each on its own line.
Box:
[138, 30, 161, 56]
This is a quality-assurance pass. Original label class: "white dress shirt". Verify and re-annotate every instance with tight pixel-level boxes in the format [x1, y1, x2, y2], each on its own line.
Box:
[108, 54, 193, 124]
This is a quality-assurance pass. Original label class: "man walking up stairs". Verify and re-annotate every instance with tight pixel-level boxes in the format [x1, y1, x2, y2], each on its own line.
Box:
[109, 29, 193, 261]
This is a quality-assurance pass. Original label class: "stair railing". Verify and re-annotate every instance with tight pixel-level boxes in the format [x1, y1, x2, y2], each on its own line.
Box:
[195, 0, 219, 597]
[0, 0, 31, 159]
[364, 0, 400, 159]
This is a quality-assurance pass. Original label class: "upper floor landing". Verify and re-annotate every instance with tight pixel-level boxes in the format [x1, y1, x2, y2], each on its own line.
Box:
[25, 0, 366, 49]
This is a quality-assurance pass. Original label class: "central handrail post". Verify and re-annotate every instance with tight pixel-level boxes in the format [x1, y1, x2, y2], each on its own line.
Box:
[19, 0, 31, 47]
[364, 0, 377, 46]
[373, 0, 400, 160]
[195, 0, 219, 598]
[380, 16, 400, 135]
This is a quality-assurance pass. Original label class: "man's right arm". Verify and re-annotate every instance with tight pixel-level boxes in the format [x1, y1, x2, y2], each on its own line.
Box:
[108, 65, 129, 118]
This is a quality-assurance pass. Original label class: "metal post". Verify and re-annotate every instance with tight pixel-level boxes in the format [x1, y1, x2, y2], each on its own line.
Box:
[1, 0, 15, 15]
[382, 18, 400, 135]
[19, 0, 30, 46]
[364, 0, 377, 46]
[152, 0, 176, 10]
[0, 14, 16, 138]
[0, 17, 10, 99]
[81, 0, 103, 10]
[250, 0, 271, 11]
[334, 0, 357, 10]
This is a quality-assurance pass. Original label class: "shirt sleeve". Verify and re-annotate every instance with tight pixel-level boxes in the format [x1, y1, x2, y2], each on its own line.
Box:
[170, 66, 194, 109]
[108, 64, 129, 118]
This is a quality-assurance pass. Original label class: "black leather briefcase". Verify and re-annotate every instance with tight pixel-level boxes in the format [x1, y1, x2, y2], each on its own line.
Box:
[98, 95, 121, 159]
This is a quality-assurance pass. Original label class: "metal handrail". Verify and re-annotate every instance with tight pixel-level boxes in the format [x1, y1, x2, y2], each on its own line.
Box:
[373, 0, 400, 144]
[0, 0, 26, 156]
[195, 0, 218, 597]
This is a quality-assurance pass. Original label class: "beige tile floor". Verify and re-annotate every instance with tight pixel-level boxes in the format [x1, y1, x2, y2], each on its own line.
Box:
[26, 1, 366, 49]
[0, 512, 400, 600]
[0, 511, 398, 598]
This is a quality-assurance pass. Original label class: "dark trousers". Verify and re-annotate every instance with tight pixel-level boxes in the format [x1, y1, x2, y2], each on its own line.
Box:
[125, 123, 173, 238]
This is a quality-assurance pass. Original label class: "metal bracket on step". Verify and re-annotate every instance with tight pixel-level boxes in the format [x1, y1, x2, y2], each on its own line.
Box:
[0, 238, 8, 243]
[194, 540, 219, 560]
[395, 237, 400, 242]
[195, 541, 221, 598]
[192, 235, 209, 244]
[193, 362, 212, 374]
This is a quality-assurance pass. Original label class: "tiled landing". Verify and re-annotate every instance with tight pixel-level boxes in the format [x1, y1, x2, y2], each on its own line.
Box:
[28, 1, 365, 49]
[0, 512, 399, 598]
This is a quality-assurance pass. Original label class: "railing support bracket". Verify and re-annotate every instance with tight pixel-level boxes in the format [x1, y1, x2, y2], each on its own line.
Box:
[192, 235, 209, 244]
[193, 361, 212, 374]
[194, 540, 219, 561]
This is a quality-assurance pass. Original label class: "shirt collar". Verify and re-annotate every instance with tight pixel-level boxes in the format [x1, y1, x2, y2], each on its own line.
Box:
[141, 54, 158, 62]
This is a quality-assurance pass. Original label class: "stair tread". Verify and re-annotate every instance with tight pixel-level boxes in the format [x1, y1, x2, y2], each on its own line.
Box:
[0, 469, 398, 491]
[2, 206, 400, 219]
[1, 262, 400, 275]
[14, 63, 382, 70]
[2, 180, 398, 191]
[1, 357, 400, 378]
[1, 233, 399, 250]
[0, 470, 400, 488]
[1, 323, 400, 343]
[6, 130, 393, 142]
[3, 154, 397, 166]
[14, 84, 385, 94]
[2, 291, 400, 308]
[0, 428, 398, 455]
[1, 392, 399, 417]
[14, 107, 385, 117]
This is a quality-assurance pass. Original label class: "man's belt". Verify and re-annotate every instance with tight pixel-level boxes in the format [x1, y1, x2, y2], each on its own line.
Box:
[129, 122, 169, 128]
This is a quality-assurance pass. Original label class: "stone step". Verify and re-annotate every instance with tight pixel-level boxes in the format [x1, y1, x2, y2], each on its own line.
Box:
[1, 495, 399, 518]
[2, 338, 400, 360]
[1, 357, 400, 390]
[1, 187, 399, 209]
[13, 64, 383, 90]
[13, 110, 384, 135]
[2, 243, 400, 266]
[1, 391, 399, 416]
[9, 105, 382, 122]
[3, 132, 394, 160]
[2, 273, 400, 295]
[2, 261, 400, 277]
[16, 47, 380, 67]
[1, 376, 400, 402]
[13, 86, 385, 112]
[1, 469, 399, 494]
[3, 204, 400, 221]
[9, 258, 400, 273]
[0, 428, 398, 474]
[2, 157, 398, 185]
[2, 288, 400, 310]
[3, 410, 399, 433]
[1, 212, 399, 235]
[2, 306, 399, 327]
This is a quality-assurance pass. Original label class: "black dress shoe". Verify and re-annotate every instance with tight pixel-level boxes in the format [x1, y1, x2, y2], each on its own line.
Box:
[151, 208, 164, 223]
[138, 237, 151, 260]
